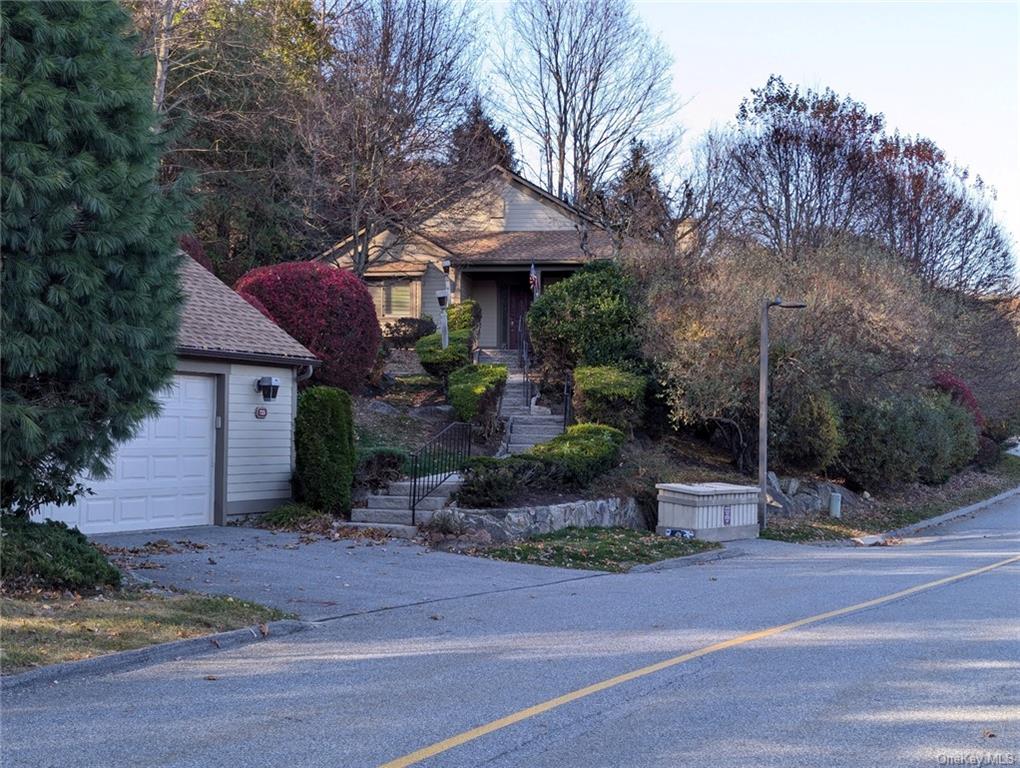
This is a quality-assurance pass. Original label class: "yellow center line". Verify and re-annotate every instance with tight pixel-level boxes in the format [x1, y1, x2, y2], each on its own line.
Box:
[379, 553, 1020, 768]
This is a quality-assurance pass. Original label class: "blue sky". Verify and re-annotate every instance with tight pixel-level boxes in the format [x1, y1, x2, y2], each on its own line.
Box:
[487, 1, 1019, 241]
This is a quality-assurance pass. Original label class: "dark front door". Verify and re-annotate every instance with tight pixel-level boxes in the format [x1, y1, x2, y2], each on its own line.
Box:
[505, 286, 532, 350]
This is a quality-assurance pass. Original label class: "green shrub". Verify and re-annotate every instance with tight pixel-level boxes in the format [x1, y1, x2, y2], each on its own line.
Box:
[294, 387, 355, 514]
[382, 317, 436, 349]
[838, 394, 978, 489]
[572, 366, 647, 431]
[0, 516, 121, 591]
[771, 391, 844, 473]
[527, 262, 641, 380]
[355, 445, 410, 490]
[447, 300, 481, 332]
[525, 423, 626, 486]
[415, 329, 473, 382]
[454, 457, 544, 508]
[976, 435, 1002, 469]
[448, 364, 508, 422]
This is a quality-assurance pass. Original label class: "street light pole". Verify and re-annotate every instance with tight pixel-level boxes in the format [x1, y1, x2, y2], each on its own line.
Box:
[758, 297, 807, 533]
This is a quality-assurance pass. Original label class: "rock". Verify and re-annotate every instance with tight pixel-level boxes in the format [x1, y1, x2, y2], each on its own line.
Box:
[413, 404, 455, 418]
[786, 478, 800, 496]
[367, 400, 399, 416]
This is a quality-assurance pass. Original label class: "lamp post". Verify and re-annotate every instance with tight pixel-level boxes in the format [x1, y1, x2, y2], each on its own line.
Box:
[759, 297, 807, 532]
[436, 289, 450, 349]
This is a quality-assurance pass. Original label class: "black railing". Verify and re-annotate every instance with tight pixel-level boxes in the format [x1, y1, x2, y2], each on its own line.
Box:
[518, 315, 531, 407]
[563, 369, 574, 430]
[408, 422, 472, 525]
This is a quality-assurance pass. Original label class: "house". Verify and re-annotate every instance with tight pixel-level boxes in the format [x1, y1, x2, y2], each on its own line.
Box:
[43, 256, 319, 535]
[321, 166, 616, 350]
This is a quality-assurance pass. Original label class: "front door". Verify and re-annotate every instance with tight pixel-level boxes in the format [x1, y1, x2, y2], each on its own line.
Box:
[505, 286, 532, 350]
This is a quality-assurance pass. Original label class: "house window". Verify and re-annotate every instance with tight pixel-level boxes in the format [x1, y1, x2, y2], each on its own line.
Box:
[368, 280, 413, 317]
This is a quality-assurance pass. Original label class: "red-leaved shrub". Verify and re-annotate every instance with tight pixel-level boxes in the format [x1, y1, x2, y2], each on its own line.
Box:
[932, 370, 985, 430]
[235, 262, 381, 392]
[238, 290, 276, 323]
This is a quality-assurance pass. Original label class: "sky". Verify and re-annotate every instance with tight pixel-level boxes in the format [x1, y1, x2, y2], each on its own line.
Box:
[487, 1, 1020, 242]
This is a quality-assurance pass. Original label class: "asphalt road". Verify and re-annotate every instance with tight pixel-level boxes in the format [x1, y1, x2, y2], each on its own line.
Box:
[3, 494, 1018, 768]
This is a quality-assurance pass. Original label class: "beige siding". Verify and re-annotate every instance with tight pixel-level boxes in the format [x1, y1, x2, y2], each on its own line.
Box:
[467, 278, 499, 347]
[502, 184, 575, 231]
[422, 263, 451, 325]
[423, 183, 505, 232]
[226, 363, 295, 505]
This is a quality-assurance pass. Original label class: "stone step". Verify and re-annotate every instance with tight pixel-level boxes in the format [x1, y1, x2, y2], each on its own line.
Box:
[384, 478, 462, 495]
[511, 425, 563, 436]
[512, 415, 563, 426]
[341, 521, 418, 538]
[507, 444, 537, 454]
[362, 494, 447, 511]
[351, 508, 437, 525]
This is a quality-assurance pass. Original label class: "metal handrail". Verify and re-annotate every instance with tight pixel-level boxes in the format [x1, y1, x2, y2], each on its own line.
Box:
[408, 422, 472, 525]
[563, 369, 574, 430]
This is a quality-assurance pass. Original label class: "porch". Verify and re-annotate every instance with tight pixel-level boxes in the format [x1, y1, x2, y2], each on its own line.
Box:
[457, 266, 576, 349]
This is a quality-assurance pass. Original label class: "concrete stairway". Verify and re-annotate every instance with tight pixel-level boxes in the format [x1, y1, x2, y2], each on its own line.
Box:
[476, 347, 565, 455]
[348, 473, 463, 536]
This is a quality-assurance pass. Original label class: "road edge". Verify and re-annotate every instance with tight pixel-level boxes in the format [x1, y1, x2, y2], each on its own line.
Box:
[629, 546, 744, 572]
[852, 484, 1020, 546]
[1, 618, 314, 693]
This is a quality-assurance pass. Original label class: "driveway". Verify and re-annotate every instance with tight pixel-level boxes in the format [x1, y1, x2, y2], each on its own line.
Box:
[93, 526, 593, 620]
[5, 494, 1018, 768]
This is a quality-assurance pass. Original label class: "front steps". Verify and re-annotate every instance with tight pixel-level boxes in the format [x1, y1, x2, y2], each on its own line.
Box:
[350, 473, 463, 529]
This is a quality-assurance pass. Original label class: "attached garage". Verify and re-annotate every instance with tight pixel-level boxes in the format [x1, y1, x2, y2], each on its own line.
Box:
[43, 257, 318, 535]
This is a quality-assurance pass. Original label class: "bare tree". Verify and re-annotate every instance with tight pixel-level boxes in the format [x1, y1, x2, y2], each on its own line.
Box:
[498, 0, 677, 208]
[301, 0, 480, 273]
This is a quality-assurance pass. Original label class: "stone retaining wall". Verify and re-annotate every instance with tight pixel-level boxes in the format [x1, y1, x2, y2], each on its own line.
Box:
[441, 497, 643, 544]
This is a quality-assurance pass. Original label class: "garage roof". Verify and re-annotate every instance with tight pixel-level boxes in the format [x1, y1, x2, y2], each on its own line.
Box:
[177, 256, 319, 367]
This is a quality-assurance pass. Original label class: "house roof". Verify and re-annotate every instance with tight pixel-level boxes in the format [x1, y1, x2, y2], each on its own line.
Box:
[428, 229, 614, 265]
[177, 256, 319, 367]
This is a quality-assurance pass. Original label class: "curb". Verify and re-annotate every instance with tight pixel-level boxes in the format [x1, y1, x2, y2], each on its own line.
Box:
[852, 484, 1020, 547]
[1, 618, 313, 693]
[629, 546, 745, 573]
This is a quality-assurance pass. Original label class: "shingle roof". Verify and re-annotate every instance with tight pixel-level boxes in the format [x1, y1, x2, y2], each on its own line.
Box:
[177, 256, 318, 366]
[427, 229, 615, 264]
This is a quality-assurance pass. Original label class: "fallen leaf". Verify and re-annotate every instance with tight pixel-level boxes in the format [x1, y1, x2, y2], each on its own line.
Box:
[258, 623, 269, 637]
[983, 730, 996, 738]
[204, 675, 219, 681]
[429, 614, 442, 621]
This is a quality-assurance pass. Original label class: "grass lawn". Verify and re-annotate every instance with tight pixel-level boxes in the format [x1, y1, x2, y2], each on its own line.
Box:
[1, 590, 291, 675]
[483, 527, 720, 573]
[762, 454, 1020, 543]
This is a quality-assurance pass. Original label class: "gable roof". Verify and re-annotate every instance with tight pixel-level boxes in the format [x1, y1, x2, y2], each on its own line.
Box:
[429, 229, 613, 265]
[177, 256, 318, 367]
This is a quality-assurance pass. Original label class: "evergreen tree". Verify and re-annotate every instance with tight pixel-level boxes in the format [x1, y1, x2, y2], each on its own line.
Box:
[449, 96, 519, 172]
[606, 139, 674, 242]
[1, 0, 190, 515]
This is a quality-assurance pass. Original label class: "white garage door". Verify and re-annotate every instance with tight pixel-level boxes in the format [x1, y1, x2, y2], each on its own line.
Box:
[43, 375, 216, 535]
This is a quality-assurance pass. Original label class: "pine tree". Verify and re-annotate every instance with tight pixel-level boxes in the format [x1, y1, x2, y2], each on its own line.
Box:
[449, 96, 519, 172]
[1, 0, 190, 515]
[606, 139, 673, 242]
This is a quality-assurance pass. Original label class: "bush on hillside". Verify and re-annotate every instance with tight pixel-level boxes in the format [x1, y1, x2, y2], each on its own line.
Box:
[235, 262, 381, 392]
[448, 364, 508, 425]
[0, 516, 121, 591]
[355, 445, 409, 491]
[932, 371, 985, 431]
[975, 435, 1002, 469]
[294, 387, 355, 514]
[454, 457, 544, 508]
[770, 391, 844, 473]
[526, 424, 626, 487]
[572, 366, 647, 432]
[447, 300, 481, 332]
[415, 329, 473, 382]
[527, 262, 641, 380]
[383, 317, 436, 349]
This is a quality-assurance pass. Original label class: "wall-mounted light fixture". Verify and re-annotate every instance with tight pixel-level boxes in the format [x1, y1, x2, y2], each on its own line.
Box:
[255, 376, 280, 402]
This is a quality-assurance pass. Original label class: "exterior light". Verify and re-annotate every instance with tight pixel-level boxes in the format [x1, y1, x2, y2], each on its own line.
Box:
[255, 376, 280, 402]
[436, 290, 449, 310]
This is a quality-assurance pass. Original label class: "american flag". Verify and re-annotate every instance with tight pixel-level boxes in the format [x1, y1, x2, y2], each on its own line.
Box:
[529, 262, 540, 296]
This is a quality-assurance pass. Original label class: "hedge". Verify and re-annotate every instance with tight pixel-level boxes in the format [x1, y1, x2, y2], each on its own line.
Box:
[294, 387, 355, 514]
[526, 423, 626, 486]
[382, 317, 436, 349]
[572, 366, 647, 431]
[415, 328, 473, 382]
[355, 445, 410, 491]
[526, 261, 640, 380]
[448, 364, 508, 423]
[770, 391, 844, 473]
[447, 300, 481, 332]
[0, 516, 121, 591]
[837, 394, 978, 490]
[454, 424, 626, 507]
[235, 262, 381, 392]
